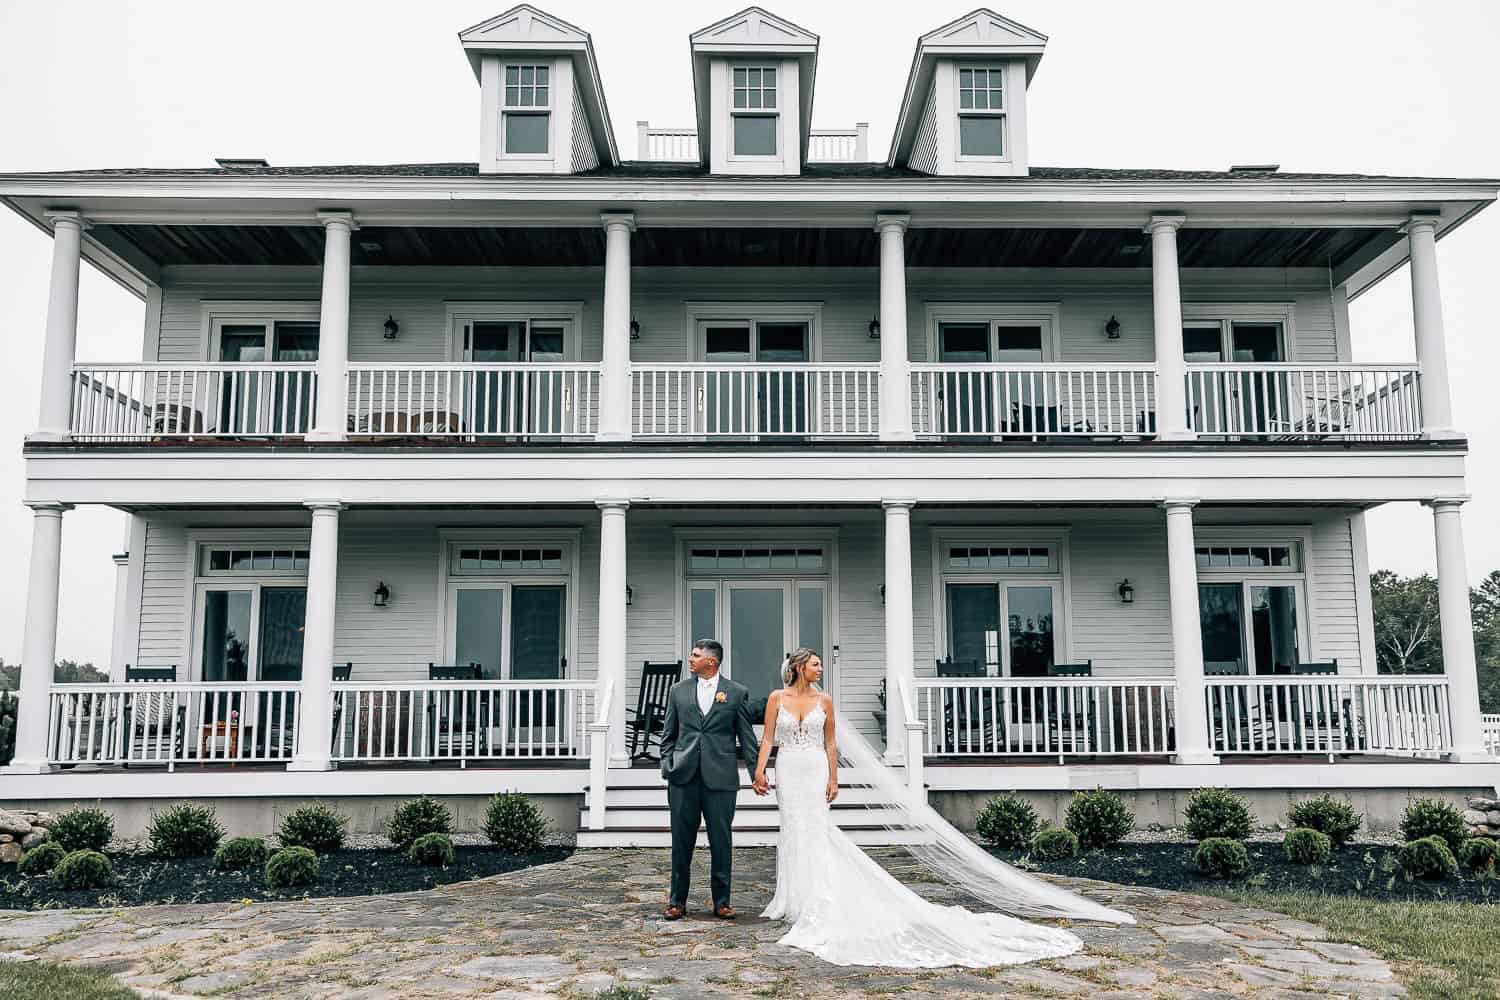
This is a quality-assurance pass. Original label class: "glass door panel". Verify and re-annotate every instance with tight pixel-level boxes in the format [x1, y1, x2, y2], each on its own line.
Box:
[756, 322, 809, 433]
[703, 325, 753, 434]
[510, 585, 565, 680]
[726, 584, 786, 707]
[690, 584, 719, 649]
[938, 323, 993, 433]
[1005, 585, 1054, 677]
[526, 323, 568, 434]
[946, 583, 1000, 674]
[218, 325, 268, 434]
[995, 326, 1047, 432]
[1231, 323, 1285, 432]
[256, 587, 307, 682]
[271, 322, 318, 434]
[465, 321, 524, 434]
[202, 589, 254, 683]
[1183, 324, 1225, 432]
[1250, 585, 1300, 675]
[1198, 583, 1246, 674]
[796, 584, 825, 654]
[454, 587, 504, 679]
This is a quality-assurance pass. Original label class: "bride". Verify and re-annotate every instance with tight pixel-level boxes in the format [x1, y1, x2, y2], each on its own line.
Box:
[752, 648, 1131, 968]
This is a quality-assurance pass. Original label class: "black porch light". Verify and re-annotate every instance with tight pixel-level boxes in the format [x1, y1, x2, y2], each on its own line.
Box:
[373, 581, 391, 607]
[382, 315, 400, 340]
[868, 315, 881, 339]
[625, 584, 635, 606]
[630, 318, 641, 341]
[1117, 579, 1135, 604]
[1104, 315, 1121, 340]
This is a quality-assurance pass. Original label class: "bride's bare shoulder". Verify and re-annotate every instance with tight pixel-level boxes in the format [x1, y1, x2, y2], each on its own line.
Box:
[819, 691, 835, 712]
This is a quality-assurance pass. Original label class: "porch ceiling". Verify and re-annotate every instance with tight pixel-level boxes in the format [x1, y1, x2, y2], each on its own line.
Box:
[91, 222, 1398, 270]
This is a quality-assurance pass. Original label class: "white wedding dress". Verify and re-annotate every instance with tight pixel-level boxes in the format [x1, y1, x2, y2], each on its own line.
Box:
[760, 702, 1084, 968]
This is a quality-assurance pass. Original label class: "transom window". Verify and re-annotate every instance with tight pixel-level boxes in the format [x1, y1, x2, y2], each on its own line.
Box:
[1195, 545, 1297, 571]
[689, 547, 825, 573]
[502, 63, 550, 155]
[947, 546, 1054, 571]
[957, 65, 1006, 158]
[201, 546, 310, 575]
[452, 546, 564, 575]
[733, 66, 777, 109]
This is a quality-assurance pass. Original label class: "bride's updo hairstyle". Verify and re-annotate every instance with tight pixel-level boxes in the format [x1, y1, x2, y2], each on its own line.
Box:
[783, 647, 820, 687]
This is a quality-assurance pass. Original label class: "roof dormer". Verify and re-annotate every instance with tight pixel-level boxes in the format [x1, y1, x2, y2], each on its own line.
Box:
[889, 9, 1047, 177]
[460, 5, 618, 174]
[690, 8, 818, 176]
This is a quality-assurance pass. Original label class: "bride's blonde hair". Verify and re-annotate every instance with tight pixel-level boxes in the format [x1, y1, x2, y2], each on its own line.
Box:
[783, 647, 821, 687]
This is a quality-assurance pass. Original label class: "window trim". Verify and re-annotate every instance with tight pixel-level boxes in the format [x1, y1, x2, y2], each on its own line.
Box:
[686, 302, 824, 362]
[500, 61, 553, 159]
[924, 302, 1062, 362]
[728, 62, 781, 161]
[955, 64, 1008, 161]
[199, 301, 320, 363]
[1181, 303, 1299, 362]
[444, 302, 584, 362]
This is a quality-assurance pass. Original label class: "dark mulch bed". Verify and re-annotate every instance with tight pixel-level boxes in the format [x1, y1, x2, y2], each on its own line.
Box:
[0, 845, 572, 911]
[991, 841, 1500, 904]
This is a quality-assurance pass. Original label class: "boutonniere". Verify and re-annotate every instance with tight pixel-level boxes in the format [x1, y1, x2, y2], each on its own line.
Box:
[715, 692, 728, 704]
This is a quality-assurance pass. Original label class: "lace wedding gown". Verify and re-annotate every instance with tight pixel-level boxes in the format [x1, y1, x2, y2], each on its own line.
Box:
[760, 702, 1083, 968]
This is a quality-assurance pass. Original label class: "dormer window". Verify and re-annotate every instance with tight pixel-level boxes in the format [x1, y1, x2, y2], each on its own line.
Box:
[732, 65, 778, 156]
[502, 63, 551, 154]
[957, 67, 1006, 158]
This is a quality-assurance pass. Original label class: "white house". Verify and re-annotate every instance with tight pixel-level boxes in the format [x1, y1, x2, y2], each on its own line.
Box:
[3, 6, 1498, 842]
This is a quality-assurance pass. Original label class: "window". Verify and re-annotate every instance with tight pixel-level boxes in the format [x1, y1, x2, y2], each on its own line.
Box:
[1195, 540, 1307, 676]
[1181, 321, 1286, 363]
[1195, 545, 1297, 570]
[503, 64, 550, 155]
[733, 66, 777, 109]
[957, 66, 1006, 157]
[938, 535, 1068, 677]
[933, 317, 1051, 434]
[452, 546, 564, 574]
[689, 547, 825, 572]
[202, 547, 310, 575]
[204, 309, 320, 435]
[732, 65, 778, 157]
[193, 542, 308, 682]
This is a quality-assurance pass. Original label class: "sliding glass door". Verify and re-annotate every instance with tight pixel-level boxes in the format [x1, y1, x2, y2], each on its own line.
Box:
[1197, 581, 1304, 675]
[944, 582, 1058, 676]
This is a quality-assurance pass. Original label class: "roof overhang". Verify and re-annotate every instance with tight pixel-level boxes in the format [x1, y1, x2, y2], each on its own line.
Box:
[458, 5, 619, 167]
[689, 7, 819, 168]
[889, 9, 1049, 168]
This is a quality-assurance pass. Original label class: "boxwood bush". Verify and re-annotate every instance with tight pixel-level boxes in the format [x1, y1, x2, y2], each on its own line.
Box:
[1193, 837, 1250, 880]
[387, 797, 452, 851]
[408, 832, 456, 867]
[49, 807, 114, 853]
[265, 846, 320, 888]
[1283, 827, 1332, 865]
[1183, 787, 1253, 841]
[1287, 795, 1363, 849]
[1065, 789, 1134, 849]
[482, 792, 549, 853]
[16, 841, 66, 876]
[214, 836, 270, 872]
[278, 804, 347, 854]
[53, 849, 113, 890]
[1400, 798, 1468, 852]
[147, 803, 223, 858]
[1031, 828, 1079, 861]
[1458, 837, 1499, 876]
[975, 794, 1041, 849]
[1399, 836, 1458, 880]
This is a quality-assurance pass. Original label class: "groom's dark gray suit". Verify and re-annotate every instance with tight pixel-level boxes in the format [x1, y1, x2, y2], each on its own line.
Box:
[658, 673, 761, 910]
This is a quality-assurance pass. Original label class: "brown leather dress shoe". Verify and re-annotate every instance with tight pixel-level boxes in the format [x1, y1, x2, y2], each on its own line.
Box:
[663, 904, 686, 920]
[713, 903, 737, 920]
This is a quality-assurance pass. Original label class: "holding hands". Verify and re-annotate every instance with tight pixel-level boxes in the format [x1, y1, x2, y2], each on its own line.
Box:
[752, 770, 771, 796]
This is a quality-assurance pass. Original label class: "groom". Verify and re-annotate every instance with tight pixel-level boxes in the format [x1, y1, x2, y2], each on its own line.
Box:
[658, 639, 768, 920]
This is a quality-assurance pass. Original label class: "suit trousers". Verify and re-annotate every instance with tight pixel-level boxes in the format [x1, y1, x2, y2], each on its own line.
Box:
[667, 777, 738, 908]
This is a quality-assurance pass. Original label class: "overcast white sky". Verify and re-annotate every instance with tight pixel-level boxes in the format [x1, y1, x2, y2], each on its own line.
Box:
[0, 0, 1497, 668]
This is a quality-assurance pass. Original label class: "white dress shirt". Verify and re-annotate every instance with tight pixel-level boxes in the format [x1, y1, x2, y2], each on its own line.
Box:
[697, 672, 720, 715]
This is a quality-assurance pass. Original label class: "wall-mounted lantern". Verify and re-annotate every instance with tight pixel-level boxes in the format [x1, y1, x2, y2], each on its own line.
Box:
[630, 318, 641, 341]
[382, 315, 400, 340]
[1117, 579, 1135, 604]
[868, 316, 881, 339]
[1104, 315, 1121, 340]
[373, 581, 392, 607]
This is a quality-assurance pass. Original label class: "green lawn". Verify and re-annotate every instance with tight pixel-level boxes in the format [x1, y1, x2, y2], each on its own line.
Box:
[0, 959, 139, 1000]
[1222, 890, 1500, 1000]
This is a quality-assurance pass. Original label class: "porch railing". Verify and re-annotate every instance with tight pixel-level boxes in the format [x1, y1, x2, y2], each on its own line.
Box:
[347, 364, 600, 438]
[330, 680, 596, 764]
[1205, 675, 1452, 757]
[632, 364, 880, 437]
[46, 683, 302, 768]
[1484, 714, 1500, 755]
[910, 364, 1157, 437]
[1185, 364, 1422, 439]
[912, 677, 1177, 759]
[70, 364, 318, 441]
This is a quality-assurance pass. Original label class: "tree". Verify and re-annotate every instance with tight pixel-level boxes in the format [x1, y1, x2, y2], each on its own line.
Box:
[0, 658, 109, 691]
[1371, 570, 1442, 675]
[1474, 571, 1500, 713]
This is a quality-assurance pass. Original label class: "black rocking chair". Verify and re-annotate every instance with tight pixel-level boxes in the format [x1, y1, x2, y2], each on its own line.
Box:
[427, 662, 483, 758]
[936, 657, 989, 753]
[627, 660, 683, 761]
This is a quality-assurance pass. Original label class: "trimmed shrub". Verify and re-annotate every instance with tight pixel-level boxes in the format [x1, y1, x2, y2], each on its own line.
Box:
[214, 836, 270, 872]
[1398, 836, 1458, 880]
[482, 792, 549, 853]
[1031, 828, 1079, 861]
[1287, 795, 1363, 849]
[1400, 798, 1468, 852]
[408, 832, 456, 867]
[16, 841, 66, 877]
[1065, 789, 1134, 849]
[1459, 837, 1500, 876]
[50, 807, 114, 853]
[147, 803, 223, 858]
[1183, 787, 1253, 842]
[0, 690, 16, 767]
[53, 849, 112, 890]
[975, 795, 1041, 849]
[278, 804, 347, 854]
[1283, 827, 1332, 865]
[387, 797, 452, 851]
[1193, 838, 1250, 880]
[264, 846, 320, 888]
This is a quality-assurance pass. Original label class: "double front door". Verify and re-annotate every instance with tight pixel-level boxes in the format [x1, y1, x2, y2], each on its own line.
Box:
[689, 579, 827, 708]
[944, 581, 1058, 676]
[459, 319, 571, 435]
[700, 322, 811, 435]
[447, 583, 567, 680]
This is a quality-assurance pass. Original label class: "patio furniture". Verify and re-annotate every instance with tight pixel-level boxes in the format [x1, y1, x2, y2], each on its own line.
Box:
[122, 665, 187, 764]
[627, 660, 682, 761]
[936, 657, 990, 753]
[1007, 403, 1090, 436]
[1204, 661, 1274, 750]
[348, 410, 462, 436]
[1047, 661, 1094, 751]
[427, 662, 482, 757]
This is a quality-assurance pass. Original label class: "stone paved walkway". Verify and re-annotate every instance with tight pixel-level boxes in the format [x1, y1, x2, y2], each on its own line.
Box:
[0, 848, 1404, 999]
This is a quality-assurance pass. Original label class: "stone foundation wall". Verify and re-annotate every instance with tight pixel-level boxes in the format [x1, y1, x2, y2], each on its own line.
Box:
[1464, 795, 1500, 838]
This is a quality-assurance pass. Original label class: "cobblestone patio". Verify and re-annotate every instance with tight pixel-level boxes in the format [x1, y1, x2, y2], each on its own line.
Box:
[0, 848, 1404, 998]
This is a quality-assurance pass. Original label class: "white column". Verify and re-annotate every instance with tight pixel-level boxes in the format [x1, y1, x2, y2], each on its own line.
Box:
[1163, 499, 1217, 764]
[883, 500, 916, 761]
[1149, 213, 1193, 441]
[597, 499, 630, 765]
[5, 502, 71, 773]
[110, 551, 131, 677]
[598, 212, 636, 442]
[1428, 498, 1489, 760]
[290, 501, 342, 771]
[1408, 215, 1459, 439]
[32, 211, 86, 441]
[876, 213, 914, 442]
[308, 211, 354, 442]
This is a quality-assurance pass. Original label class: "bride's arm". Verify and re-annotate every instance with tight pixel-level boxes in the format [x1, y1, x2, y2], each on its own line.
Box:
[822, 693, 838, 803]
[753, 690, 780, 790]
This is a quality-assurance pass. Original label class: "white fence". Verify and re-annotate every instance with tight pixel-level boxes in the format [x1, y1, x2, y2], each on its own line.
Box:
[1185, 364, 1422, 439]
[46, 683, 302, 768]
[1205, 675, 1452, 757]
[632, 364, 880, 437]
[637, 123, 869, 162]
[70, 364, 318, 440]
[910, 364, 1157, 437]
[330, 680, 596, 764]
[347, 364, 600, 438]
[1485, 714, 1500, 755]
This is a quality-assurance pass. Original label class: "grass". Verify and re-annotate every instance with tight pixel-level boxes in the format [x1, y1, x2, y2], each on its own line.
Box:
[0, 959, 139, 999]
[1221, 889, 1500, 1000]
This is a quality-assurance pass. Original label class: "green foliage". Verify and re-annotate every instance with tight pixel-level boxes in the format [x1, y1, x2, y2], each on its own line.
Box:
[264, 846, 320, 888]
[1287, 795, 1363, 848]
[1193, 837, 1251, 880]
[1183, 787, 1253, 841]
[408, 832, 456, 867]
[386, 797, 452, 851]
[1400, 798, 1469, 852]
[1373, 570, 1443, 675]
[278, 804, 347, 854]
[0, 956, 142, 999]
[213, 836, 270, 872]
[52, 850, 112, 890]
[1064, 788, 1134, 849]
[0, 659, 109, 691]
[49, 807, 114, 853]
[16, 842, 66, 876]
[482, 792, 549, 853]
[147, 803, 223, 858]
[1030, 828, 1079, 861]
[1398, 836, 1458, 880]
[975, 795, 1041, 849]
[1283, 827, 1333, 865]
[0, 690, 15, 767]
[1458, 837, 1499, 875]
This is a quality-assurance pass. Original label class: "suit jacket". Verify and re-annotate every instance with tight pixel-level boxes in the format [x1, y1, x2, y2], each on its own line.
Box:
[658, 675, 761, 791]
